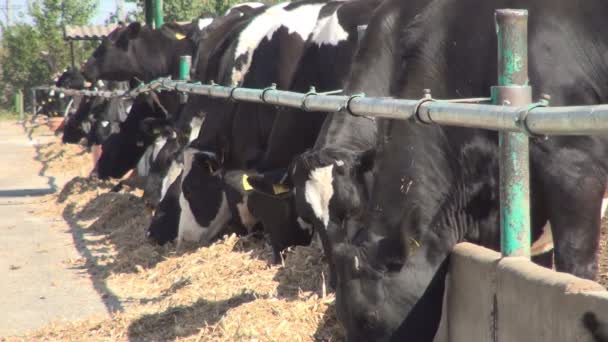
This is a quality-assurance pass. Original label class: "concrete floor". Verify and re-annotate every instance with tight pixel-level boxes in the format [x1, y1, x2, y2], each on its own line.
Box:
[0, 121, 108, 336]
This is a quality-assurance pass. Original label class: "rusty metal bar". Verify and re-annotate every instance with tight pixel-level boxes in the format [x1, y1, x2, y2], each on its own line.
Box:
[495, 9, 531, 257]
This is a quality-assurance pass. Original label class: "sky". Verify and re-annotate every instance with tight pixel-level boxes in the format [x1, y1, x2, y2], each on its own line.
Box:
[0, 0, 138, 26]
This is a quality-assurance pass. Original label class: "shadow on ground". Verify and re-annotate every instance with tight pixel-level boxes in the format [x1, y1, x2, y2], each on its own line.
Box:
[127, 292, 257, 341]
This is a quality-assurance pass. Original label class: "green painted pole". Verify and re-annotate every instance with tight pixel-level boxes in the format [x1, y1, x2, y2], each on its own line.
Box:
[493, 9, 531, 257]
[179, 55, 191, 104]
[179, 55, 192, 81]
[154, 0, 163, 29]
[144, 0, 154, 28]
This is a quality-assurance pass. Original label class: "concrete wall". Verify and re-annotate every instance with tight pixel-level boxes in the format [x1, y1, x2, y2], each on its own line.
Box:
[442, 242, 608, 342]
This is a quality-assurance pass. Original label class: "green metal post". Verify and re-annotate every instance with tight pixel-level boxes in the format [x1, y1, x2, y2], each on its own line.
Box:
[179, 55, 192, 81]
[493, 9, 531, 257]
[154, 0, 163, 29]
[144, 0, 154, 28]
[179, 55, 191, 104]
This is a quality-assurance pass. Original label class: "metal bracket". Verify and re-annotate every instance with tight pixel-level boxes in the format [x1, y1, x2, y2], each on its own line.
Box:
[229, 86, 240, 102]
[260, 83, 277, 103]
[414, 89, 436, 124]
[517, 102, 547, 138]
[301, 86, 317, 112]
[343, 93, 368, 118]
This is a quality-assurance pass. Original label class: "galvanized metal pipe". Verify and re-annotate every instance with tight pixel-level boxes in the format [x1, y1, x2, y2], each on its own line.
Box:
[42, 80, 608, 135]
[495, 9, 531, 257]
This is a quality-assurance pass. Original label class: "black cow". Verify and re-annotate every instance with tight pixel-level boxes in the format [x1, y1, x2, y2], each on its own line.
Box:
[39, 67, 87, 118]
[95, 92, 181, 179]
[82, 21, 195, 83]
[330, 0, 608, 340]
[584, 312, 608, 342]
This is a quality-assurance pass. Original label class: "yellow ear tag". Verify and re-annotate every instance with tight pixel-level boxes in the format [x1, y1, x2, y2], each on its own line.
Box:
[242, 174, 253, 191]
[175, 33, 186, 40]
[272, 183, 290, 195]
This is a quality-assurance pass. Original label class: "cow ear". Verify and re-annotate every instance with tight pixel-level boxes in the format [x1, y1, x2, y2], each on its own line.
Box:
[126, 22, 142, 40]
[247, 171, 292, 197]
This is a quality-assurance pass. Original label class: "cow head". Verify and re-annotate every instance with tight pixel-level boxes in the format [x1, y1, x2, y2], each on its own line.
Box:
[146, 168, 183, 245]
[96, 113, 168, 179]
[177, 148, 230, 247]
[138, 121, 182, 207]
[289, 148, 375, 235]
[55, 67, 86, 89]
[247, 171, 314, 263]
[244, 148, 374, 284]
[82, 22, 195, 83]
[88, 97, 132, 146]
[82, 23, 141, 82]
[331, 222, 449, 342]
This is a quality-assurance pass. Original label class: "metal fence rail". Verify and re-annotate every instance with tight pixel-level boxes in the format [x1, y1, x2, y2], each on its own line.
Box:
[32, 9, 608, 257]
[45, 77, 608, 136]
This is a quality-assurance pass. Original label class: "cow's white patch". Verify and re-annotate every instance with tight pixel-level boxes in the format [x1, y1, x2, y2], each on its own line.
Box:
[297, 217, 313, 234]
[188, 116, 203, 143]
[237, 195, 258, 231]
[311, 10, 349, 46]
[160, 161, 183, 202]
[531, 222, 554, 257]
[136, 146, 154, 177]
[231, 3, 324, 85]
[304, 164, 334, 227]
[198, 18, 213, 31]
[101, 120, 110, 128]
[152, 137, 168, 161]
[119, 104, 131, 122]
[177, 148, 232, 247]
[225, 2, 265, 15]
[177, 191, 205, 247]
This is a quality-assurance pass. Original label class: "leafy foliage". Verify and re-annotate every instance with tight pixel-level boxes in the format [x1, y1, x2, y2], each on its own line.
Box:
[125, 0, 275, 22]
[0, 0, 97, 109]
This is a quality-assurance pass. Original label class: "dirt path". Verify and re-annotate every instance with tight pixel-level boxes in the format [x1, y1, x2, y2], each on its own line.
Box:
[0, 121, 108, 336]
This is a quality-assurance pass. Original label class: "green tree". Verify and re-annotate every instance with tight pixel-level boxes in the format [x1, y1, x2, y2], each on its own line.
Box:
[125, 0, 260, 22]
[0, 0, 96, 109]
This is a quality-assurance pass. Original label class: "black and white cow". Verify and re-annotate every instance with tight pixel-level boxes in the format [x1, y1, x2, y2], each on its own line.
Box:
[81, 20, 204, 179]
[174, 0, 353, 249]
[61, 80, 131, 146]
[327, 0, 608, 340]
[146, 5, 266, 245]
[263, 0, 431, 286]
[246, 0, 382, 263]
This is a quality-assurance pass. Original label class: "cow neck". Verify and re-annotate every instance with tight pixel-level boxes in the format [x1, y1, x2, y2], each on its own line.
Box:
[136, 29, 194, 83]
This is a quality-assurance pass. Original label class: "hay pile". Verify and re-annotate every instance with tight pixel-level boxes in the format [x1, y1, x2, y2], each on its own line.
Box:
[5, 119, 343, 341]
